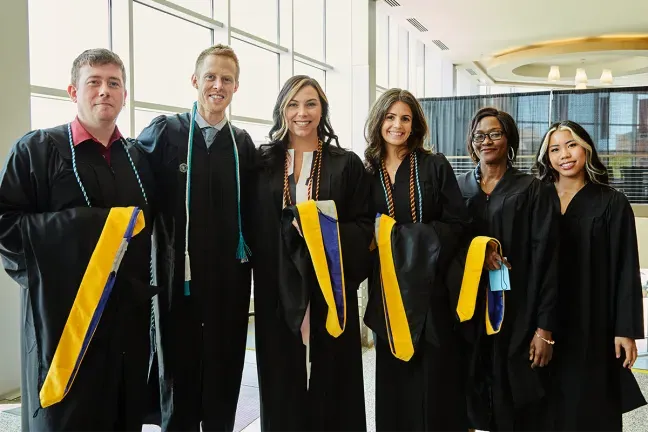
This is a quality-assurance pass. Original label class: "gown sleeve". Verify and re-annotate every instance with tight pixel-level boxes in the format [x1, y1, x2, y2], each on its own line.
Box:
[427, 154, 471, 266]
[0, 133, 104, 285]
[0, 133, 145, 290]
[609, 192, 645, 339]
[338, 151, 374, 286]
[426, 155, 471, 311]
[0, 135, 37, 280]
[135, 115, 171, 177]
[529, 180, 560, 332]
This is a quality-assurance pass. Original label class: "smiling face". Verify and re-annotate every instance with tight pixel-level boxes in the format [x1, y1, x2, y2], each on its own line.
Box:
[192, 54, 239, 122]
[285, 85, 322, 141]
[471, 116, 508, 165]
[380, 101, 412, 149]
[548, 129, 587, 181]
[67, 63, 126, 126]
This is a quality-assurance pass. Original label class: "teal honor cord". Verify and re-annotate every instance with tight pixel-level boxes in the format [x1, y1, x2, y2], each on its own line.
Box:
[182, 102, 251, 297]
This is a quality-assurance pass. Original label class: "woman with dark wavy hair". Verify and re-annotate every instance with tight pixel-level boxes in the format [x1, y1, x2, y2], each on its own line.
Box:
[457, 107, 560, 432]
[363, 88, 471, 431]
[534, 120, 646, 431]
[250, 75, 372, 431]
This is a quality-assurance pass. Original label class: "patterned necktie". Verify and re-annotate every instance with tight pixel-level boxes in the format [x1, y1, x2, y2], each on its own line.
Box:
[202, 126, 217, 149]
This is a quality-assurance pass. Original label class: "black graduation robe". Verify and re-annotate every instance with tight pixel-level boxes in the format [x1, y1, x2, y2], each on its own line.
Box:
[549, 182, 646, 431]
[363, 151, 471, 431]
[251, 143, 372, 431]
[456, 167, 560, 431]
[0, 125, 155, 431]
[136, 113, 256, 431]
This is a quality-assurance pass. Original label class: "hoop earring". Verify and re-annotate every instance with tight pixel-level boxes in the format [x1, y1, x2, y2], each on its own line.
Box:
[471, 149, 479, 162]
[508, 146, 515, 161]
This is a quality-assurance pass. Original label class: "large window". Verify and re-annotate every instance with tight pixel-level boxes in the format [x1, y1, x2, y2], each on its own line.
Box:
[167, 0, 212, 17]
[133, 3, 212, 109]
[294, 61, 325, 88]
[294, 0, 325, 61]
[230, 38, 279, 121]
[30, 96, 77, 131]
[231, 0, 278, 43]
[26, 0, 330, 140]
[28, 0, 109, 89]
[232, 120, 272, 146]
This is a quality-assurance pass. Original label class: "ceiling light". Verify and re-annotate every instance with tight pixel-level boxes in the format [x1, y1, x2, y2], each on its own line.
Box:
[548, 65, 560, 82]
[575, 82, 588, 90]
[575, 68, 588, 84]
[600, 69, 614, 85]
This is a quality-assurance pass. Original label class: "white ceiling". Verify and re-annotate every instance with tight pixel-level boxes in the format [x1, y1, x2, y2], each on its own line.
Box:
[380, 0, 648, 86]
[385, 0, 648, 64]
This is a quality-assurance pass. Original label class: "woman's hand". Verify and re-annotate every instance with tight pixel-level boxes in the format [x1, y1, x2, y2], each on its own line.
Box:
[484, 240, 512, 271]
[529, 328, 554, 369]
[615, 337, 638, 368]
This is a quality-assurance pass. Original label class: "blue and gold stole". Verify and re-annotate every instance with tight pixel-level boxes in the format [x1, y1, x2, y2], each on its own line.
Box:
[39, 207, 145, 408]
[456, 236, 505, 335]
[375, 214, 416, 361]
[373, 214, 445, 361]
[294, 200, 346, 337]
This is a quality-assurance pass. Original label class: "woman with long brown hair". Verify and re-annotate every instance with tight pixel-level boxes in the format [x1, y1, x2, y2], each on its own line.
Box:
[363, 88, 471, 431]
[250, 75, 373, 431]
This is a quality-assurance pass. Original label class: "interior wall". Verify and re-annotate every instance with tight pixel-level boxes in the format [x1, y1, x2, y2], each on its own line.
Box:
[0, 0, 30, 398]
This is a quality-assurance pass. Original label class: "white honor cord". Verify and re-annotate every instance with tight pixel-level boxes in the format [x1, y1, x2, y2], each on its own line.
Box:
[306, 341, 311, 390]
[184, 103, 198, 294]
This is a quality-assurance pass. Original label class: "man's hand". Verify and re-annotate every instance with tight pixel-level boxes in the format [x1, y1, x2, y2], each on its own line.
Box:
[529, 328, 553, 369]
[615, 337, 638, 368]
[484, 240, 512, 271]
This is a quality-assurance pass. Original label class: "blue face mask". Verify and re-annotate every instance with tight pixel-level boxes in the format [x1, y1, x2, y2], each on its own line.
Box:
[489, 261, 510, 292]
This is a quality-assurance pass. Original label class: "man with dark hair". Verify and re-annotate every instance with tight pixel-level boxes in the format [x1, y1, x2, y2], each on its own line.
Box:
[0, 48, 156, 431]
[137, 43, 256, 431]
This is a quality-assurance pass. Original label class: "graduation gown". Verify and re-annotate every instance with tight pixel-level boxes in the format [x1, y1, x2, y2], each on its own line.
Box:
[251, 144, 372, 431]
[550, 182, 646, 431]
[0, 125, 155, 431]
[363, 151, 471, 431]
[456, 167, 560, 431]
[136, 113, 256, 431]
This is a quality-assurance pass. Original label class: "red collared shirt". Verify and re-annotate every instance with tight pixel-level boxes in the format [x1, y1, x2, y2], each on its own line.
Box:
[70, 117, 123, 166]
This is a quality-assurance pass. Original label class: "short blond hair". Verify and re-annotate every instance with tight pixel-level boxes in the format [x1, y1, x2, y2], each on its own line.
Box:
[194, 44, 240, 81]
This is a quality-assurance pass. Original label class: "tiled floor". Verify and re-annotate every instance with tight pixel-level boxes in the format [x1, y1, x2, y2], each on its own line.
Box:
[143, 320, 261, 432]
[634, 355, 648, 371]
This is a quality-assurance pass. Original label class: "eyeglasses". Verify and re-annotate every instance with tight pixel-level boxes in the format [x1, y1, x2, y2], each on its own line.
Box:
[472, 131, 504, 143]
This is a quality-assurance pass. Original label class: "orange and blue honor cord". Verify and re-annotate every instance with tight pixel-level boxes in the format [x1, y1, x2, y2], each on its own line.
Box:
[183, 102, 251, 296]
[378, 151, 423, 222]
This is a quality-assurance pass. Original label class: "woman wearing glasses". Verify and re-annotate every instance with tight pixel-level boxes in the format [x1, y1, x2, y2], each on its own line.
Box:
[457, 107, 560, 431]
